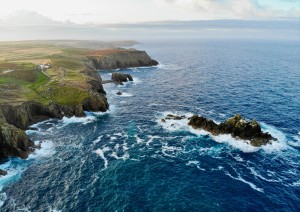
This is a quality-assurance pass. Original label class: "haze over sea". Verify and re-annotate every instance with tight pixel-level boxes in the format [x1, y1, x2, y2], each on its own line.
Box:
[0, 39, 299, 211]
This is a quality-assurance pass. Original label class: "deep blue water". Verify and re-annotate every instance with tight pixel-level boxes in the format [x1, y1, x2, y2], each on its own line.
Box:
[1, 39, 300, 211]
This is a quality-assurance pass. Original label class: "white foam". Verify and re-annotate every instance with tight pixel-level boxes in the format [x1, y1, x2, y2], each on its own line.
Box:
[0, 159, 28, 194]
[114, 133, 122, 136]
[111, 152, 129, 161]
[156, 111, 193, 132]
[219, 113, 226, 117]
[212, 134, 259, 153]
[29, 140, 55, 159]
[110, 136, 117, 140]
[95, 147, 110, 169]
[161, 144, 182, 158]
[59, 108, 115, 127]
[146, 135, 161, 146]
[122, 142, 129, 151]
[132, 77, 142, 85]
[225, 172, 264, 193]
[233, 155, 244, 162]
[93, 135, 103, 145]
[61, 115, 95, 126]
[0, 192, 7, 207]
[289, 133, 300, 147]
[118, 92, 133, 97]
[135, 134, 144, 144]
[49, 208, 62, 212]
[248, 167, 281, 183]
[186, 160, 206, 171]
[289, 180, 300, 187]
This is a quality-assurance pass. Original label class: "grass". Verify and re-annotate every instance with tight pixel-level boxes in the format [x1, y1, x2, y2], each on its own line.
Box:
[0, 41, 98, 106]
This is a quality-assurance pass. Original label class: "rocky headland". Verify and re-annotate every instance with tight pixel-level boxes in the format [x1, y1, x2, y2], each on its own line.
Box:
[0, 41, 158, 175]
[86, 49, 158, 70]
[163, 114, 276, 147]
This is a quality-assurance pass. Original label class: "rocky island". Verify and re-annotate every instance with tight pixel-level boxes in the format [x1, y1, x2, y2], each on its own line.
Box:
[0, 40, 158, 170]
[163, 114, 277, 147]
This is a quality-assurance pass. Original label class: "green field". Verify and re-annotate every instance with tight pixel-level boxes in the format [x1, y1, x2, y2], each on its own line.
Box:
[0, 41, 105, 106]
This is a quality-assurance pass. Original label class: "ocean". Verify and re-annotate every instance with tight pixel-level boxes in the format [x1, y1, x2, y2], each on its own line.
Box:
[0, 39, 300, 211]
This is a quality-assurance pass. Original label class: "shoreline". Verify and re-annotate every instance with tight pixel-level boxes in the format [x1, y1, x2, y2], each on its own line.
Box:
[0, 45, 158, 171]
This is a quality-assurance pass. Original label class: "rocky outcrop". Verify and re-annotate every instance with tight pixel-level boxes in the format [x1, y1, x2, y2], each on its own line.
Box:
[0, 68, 108, 161]
[0, 169, 7, 176]
[87, 49, 158, 70]
[188, 114, 276, 147]
[111, 73, 133, 85]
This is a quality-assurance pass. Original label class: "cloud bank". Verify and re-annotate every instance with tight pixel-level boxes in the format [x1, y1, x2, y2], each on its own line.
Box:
[0, 10, 299, 41]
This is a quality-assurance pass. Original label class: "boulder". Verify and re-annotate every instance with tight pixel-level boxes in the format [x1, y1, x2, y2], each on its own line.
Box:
[111, 73, 133, 85]
[165, 114, 186, 120]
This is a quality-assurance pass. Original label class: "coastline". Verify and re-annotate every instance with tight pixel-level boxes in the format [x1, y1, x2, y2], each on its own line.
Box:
[0, 43, 158, 172]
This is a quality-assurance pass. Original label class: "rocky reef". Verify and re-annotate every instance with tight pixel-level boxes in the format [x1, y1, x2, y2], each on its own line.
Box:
[162, 113, 276, 147]
[188, 114, 276, 147]
[111, 73, 133, 85]
[87, 49, 158, 70]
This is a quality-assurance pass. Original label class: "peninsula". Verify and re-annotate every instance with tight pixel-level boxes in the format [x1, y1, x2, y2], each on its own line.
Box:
[0, 40, 158, 162]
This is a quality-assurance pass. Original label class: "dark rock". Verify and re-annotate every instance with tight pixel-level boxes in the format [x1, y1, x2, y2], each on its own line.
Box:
[116, 92, 122, 95]
[28, 127, 39, 131]
[0, 169, 7, 176]
[161, 119, 166, 123]
[111, 73, 133, 85]
[165, 114, 186, 120]
[188, 114, 276, 147]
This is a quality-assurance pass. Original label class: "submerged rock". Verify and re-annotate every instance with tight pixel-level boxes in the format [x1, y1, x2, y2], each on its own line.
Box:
[116, 92, 122, 95]
[165, 114, 186, 120]
[111, 73, 133, 85]
[188, 114, 276, 147]
[0, 169, 7, 176]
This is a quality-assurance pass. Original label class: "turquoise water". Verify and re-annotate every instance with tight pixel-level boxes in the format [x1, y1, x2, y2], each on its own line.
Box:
[1, 39, 300, 211]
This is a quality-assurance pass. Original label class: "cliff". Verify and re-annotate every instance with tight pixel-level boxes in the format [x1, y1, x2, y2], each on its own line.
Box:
[0, 67, 108, 160]
[87, 49, 158, 70]
[0, 41, 158, 164]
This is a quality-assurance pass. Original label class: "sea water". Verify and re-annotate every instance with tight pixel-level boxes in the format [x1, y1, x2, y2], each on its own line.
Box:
[0, 39, 299, 211]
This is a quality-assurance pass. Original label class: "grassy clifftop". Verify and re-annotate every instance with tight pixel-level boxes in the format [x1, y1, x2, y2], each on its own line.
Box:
[0, 41, 97, 106]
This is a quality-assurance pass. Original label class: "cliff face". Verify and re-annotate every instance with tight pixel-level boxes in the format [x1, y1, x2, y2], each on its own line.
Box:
[87, 50, 158, 70]
[0, 66, 108, 160]
[0, 47, 156, 162]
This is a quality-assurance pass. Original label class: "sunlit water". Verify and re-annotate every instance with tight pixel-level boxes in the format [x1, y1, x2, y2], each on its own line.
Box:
[1, 39, 300, 211]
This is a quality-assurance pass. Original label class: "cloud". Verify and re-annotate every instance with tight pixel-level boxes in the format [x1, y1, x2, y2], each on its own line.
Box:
[0, 10, 65, 26]
[154, 0, 300, 19]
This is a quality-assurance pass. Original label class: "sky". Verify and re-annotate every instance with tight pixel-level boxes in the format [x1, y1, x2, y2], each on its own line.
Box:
[0, 0, 299, 24]
[0, 0, 299, 41]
